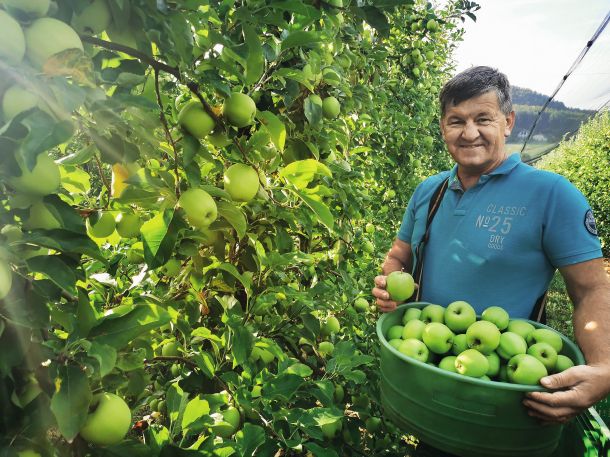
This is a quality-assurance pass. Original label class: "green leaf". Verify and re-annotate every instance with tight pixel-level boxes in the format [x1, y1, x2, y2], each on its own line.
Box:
[285, 362, 313, 377]
[26, 230, 103, 261]
[166, 383, 188, 430]
[191, 351, 216, 379]
[182, 395, 210, 430]
[26, 255, 77, 295]
[281, 30, 322, 51]
[359, 6, 390, 36]
[141, 209, 183, 269]
[216, 200, 247, 239]
[19, 111, 74, 169]
[244, 25, 264, 85]
[75, 287, 98, 338]
[58, 144, 97, 165]
[88, 342, 117, 378]
[274, 68, 314, 92]
[280, 159, 331, 189]
[202, 262, 252, 296]
[263, 373, 303, 401]
[259, 111, 286, 152]
[89, 304, 171, 349]
[293, 190, 334, 230]
[231, 326, 253, 365]
[50, 365, 92, 442]
[304, 95, 322, 126]
[305, 442, 340, 457]
[235, 423, 266, 457]
[60, 166, 91, 194]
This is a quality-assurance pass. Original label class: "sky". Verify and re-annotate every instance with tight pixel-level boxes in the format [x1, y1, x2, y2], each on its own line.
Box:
[451, 0, 610, 110]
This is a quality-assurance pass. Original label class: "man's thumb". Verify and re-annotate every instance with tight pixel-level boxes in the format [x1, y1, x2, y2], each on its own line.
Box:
[540, 369, 573, 389]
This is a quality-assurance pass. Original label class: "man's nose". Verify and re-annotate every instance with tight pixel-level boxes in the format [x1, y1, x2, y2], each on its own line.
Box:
[461, 122, 480, 141]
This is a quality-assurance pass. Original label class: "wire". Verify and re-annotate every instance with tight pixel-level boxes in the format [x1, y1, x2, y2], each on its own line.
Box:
[520, 8, 610, 154]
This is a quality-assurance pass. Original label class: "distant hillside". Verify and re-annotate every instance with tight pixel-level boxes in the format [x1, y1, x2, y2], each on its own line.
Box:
[508, 87, 595, 144]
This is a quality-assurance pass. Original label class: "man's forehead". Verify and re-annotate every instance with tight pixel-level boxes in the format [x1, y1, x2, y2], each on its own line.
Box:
[443, 92, 501, 117]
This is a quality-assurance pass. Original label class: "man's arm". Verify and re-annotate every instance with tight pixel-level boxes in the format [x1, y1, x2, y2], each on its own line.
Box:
[372, 238, 413, 312]
[524, 258, 610, 423]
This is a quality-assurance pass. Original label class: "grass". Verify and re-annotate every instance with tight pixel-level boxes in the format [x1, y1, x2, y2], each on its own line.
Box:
[546, 270, 574, 340]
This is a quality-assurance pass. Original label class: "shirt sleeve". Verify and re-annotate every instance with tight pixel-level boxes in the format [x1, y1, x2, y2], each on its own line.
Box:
[542, 175, 602, 267]
[396, 186, 419, 243]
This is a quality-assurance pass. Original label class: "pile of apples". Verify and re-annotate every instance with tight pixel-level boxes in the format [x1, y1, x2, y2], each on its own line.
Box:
[385, 301, 576, 385]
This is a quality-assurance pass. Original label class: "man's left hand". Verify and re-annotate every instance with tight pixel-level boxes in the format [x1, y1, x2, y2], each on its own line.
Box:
[523, 364, 610, 424]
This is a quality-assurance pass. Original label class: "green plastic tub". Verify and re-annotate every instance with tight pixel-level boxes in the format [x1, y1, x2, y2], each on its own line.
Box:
[377, 302, 586, 457]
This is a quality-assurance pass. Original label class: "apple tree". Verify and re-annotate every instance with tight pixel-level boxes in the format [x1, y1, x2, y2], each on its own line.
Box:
[0, 0, 478, 455]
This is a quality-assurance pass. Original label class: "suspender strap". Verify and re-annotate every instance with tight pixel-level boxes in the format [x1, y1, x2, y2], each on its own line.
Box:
[413, 178, 449, 302]
[529, 291, 548, 324]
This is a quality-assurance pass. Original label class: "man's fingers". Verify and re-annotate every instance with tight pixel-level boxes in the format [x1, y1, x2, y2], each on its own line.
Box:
[374, 275, 387, 288]
[523, 399, 577, 424]
[372, 287, 390, 301]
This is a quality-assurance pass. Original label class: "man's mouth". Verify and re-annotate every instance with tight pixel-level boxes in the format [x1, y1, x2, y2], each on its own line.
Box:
[459, 144, 485, 149]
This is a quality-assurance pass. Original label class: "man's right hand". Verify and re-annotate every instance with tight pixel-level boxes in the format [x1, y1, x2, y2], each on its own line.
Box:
[372, 275, 401, 313]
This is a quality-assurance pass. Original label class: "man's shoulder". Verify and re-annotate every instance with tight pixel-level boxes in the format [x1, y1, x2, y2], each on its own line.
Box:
[511, 162, 564, 186]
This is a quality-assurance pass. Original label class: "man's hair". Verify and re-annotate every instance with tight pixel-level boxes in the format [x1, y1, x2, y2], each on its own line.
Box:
[439, 66, 512, 116]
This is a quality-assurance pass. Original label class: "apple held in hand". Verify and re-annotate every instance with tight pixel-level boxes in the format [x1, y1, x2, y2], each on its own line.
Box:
[466, 320, 501, 355]
[398, 338, 429, 363]
[421, 304, 445, 324]
[79, 393, 131, 446]
[422, 322, 454, 354]
[527, 342, 558, 372]
[527, 328, 563, 353]
[481, 306, 509, 331]
[507, 319, 536, 341]
[507, 354, 548, 385]
[385, 271, 415, 302]
[444, 300, 476, 333]
[496, 332, 527, 360]
[455, 349, 489, 378]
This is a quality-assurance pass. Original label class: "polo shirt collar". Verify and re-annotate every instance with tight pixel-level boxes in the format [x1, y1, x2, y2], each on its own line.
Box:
[448, 153, 522, 191]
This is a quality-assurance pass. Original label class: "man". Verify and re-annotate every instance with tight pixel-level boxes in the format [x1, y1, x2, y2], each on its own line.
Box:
[372, 66, 610, 428]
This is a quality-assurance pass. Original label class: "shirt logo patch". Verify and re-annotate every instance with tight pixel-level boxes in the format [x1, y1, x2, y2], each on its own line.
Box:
[584, 209, 598, 236]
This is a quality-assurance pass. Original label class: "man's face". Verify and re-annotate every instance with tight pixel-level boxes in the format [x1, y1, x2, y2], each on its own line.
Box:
[440, 91, 515, 175]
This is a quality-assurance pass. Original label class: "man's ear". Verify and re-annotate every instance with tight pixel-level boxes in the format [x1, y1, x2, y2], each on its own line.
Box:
[439, 116, 446, 137]
[504, 111, 516, 137]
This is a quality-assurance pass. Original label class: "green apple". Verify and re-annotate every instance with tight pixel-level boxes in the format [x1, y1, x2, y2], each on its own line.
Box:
[465, 320, 501, 355]
[211, 406, 241, 438]
[353, 297, 369, 312]
[485, 351, 501, 377]
[8, 153, 60, 196]
[388, 339, 402, 350]
[402, 319, 426, 340]
[17, 450, 42, 457]
[1, 224, 23, 243]
[87, 212, 116, 238]
[444, 300, 476, 333]
[365, 416, 382, 433]
[402, 307, 422, 324]
[3, 0, 50, 16]
[178, 188, 217, 229]
[333, 383, 344, 403]
[115, 212, 141, 238]
[451, 333, 469, 356]
[386, 325, 404, 341]
[422, 322, 454, 354]
[498, 365, 509, 382]
[527, 343, 558, 372]
[496, 332, 527, 360]
[318, 341, 334, 357]
[24, 200, 61, 230]
[481, 306, 510, 331]
[0, 260, 12, 300]
[322, 96, 341, 119]
[163, 258, 181, 277]
[362, 240, 374, 254]
[71, 0, 111, 35]
[398, 338, 429, 363]
[507, 320, 535, 341]
[25, 17, 84, 69]
[178, 100, 215, 138]
[0, 10, 25, 64]
[507, 354, 548, 385]
[554, 354, 575, 373]
[79, 392, 131, 445]
[385, 271, 415, 302]
[223, 92, 256, 127]
[426, 19, 439, 32]
[527, 328, 563, 353]
[126, 241, 144, 264]
[321, 316, 340, 336]
[320, 418, 342, 439]
[420, 304, 445, 324]
[455, 349, 489, 378]
[161, 341, 180, 357]
[224, 163, 259, 202]
[365, 223, 375, 234]
[439, 355, 458, 372]
[2, 85, 39, 120]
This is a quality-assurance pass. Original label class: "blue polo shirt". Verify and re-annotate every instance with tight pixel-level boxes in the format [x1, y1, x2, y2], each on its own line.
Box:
[397, 153, 602, 318]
